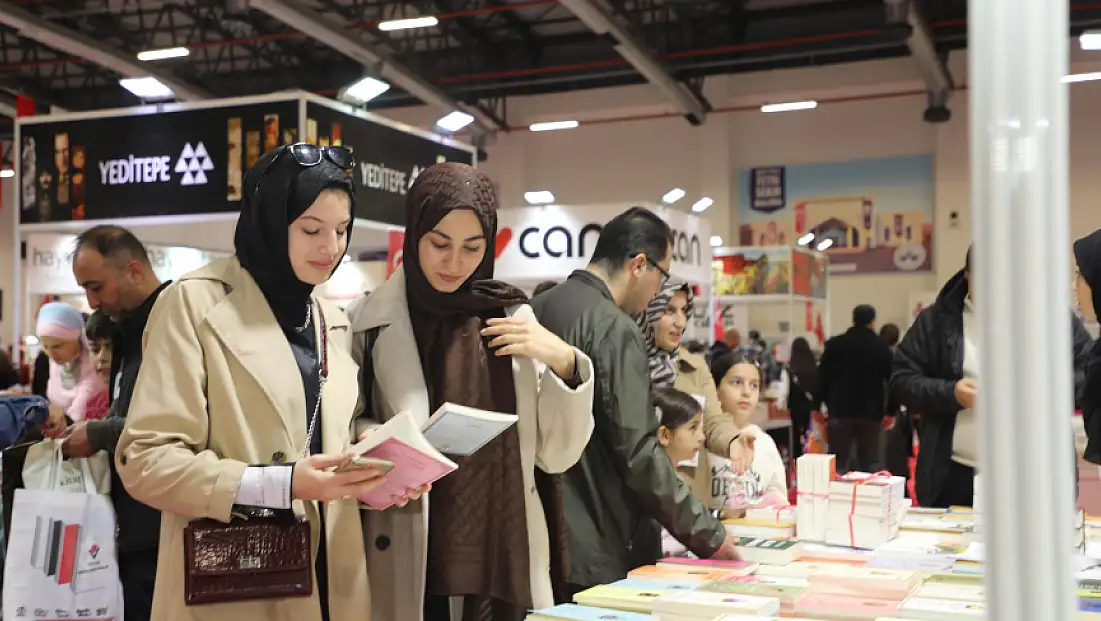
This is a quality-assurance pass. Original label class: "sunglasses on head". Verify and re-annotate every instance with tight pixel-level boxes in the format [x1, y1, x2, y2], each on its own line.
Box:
[252, 143, 356, 200]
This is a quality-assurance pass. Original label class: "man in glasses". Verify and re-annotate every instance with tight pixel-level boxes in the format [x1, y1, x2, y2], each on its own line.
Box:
[534, 206, 746, 597]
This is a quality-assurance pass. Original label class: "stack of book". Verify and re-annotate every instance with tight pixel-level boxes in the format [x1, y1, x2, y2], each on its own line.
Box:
[651, 590, 781, 620]
[794, 566, 921, 619]
[697, 574, 809, 615]
[825, 472, 906, 549]
[745, 505, 797, 524]
[867, 536, 973, 573]
[896, 597, 986, 619]
[728, 537, 804, 565]
[723, 517, 796, 539]
[796, 454, 837, 541]
[525, 604, 651, 620]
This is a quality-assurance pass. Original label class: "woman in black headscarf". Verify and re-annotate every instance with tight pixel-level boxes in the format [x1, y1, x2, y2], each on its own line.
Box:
[1074, 230, 1101, 468]
[347, 162, 595, 621]
[116, 145, 396, 621]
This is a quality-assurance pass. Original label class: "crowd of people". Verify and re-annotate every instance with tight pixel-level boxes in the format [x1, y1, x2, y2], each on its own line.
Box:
[0, 142, 1099, 621]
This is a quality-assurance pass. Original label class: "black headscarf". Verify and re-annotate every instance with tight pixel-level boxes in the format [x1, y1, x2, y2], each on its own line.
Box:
[1075, 230, 1101, 319]
[403, 162, 527, 316]
[234, 147, 355, 336]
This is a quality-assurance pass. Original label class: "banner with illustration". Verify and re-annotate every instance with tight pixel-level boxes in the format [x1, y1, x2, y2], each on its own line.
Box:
[738, 154, 934, 274]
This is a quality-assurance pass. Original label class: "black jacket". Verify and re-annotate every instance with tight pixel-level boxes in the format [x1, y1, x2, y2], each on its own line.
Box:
[816, 326, 893, 420]
[532, 270, 725, 587]
[890, 269, 1092, 504]
[99, 282, 170, 554]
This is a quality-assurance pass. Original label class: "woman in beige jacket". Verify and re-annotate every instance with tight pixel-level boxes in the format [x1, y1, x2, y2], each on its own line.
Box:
[116, 145, 394, 621]
[346, 163, 594, 621]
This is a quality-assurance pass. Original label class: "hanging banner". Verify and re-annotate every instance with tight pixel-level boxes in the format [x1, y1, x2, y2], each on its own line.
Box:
[304, 100, 476, 227]
[18, 101, 299, 223]
[494, 203, 711, 284]
[25, 234, 226, 295]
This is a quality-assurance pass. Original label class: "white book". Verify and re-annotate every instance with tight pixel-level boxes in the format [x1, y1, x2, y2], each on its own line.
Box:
[898, 597, 985, 620]
[420, 402, 519, 456]
[652, 591, 781, 618]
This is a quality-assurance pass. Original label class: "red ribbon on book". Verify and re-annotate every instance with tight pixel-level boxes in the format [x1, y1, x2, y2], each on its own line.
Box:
[842, 470, 893, 548]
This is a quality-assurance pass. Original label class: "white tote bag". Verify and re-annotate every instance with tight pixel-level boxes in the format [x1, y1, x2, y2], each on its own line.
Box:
[3, 443, 124, 621]
[22, 440, 111, 494]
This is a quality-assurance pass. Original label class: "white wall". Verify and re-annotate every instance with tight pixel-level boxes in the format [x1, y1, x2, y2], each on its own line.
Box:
[384, 48, 1101, 335]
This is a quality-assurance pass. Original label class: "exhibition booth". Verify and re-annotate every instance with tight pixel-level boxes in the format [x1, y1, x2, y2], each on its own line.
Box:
[9, 90, 477, 348]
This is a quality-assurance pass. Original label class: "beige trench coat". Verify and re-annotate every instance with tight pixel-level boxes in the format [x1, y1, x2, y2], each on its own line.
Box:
[345, 267, 595, 621]
[115, 257, 371, 621]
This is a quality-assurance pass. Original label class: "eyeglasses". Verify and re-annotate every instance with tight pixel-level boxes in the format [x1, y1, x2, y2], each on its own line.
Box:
[252, 143, 356, 200]
[645, 255, 672, 286]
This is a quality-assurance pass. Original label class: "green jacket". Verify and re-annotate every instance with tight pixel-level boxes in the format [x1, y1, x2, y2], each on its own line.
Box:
[532, 270, 725, 587]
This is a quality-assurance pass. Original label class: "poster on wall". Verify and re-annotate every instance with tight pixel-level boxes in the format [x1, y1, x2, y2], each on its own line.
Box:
[305, 100, 476, 227]
[712, 248, 791, 296]
[18, 101, 299, 223]
[494, 204, 711, 285]
[738, 154, 934, 274]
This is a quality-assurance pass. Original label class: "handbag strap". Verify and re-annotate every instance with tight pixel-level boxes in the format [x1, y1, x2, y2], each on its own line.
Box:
[302, 302, 327, 458]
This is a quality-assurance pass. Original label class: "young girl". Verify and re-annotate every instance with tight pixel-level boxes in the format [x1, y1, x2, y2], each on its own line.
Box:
[709, 351, 789, 515]
[654, 386, 707, 556]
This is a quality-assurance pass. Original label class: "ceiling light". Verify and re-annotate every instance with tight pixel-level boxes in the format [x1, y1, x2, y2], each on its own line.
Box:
[1082, 31, 1101, 50]
[119, 76, 175, 101]
[529, 120, 579, 132]
[340, 76, 391, 104]
[136, 46, 190, 61]
[379, 16, 439, 31]
[690, 197, 713, 213]
[710, 235, 723, 248]
[436, 110, 475, 132]
[798, 232, 815, 246]
[524, 190, 555, 205]
[761, 100, 818, 113]
[816, 238, 834, 251]
[661, 188, 686, 204]
[0, 169, 14, 178]
[1063, 72, 1101, 83]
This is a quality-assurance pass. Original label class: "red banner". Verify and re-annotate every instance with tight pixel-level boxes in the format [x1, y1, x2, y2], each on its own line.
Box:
[15, 95, 34, 117]
[385, 231, 405, 278]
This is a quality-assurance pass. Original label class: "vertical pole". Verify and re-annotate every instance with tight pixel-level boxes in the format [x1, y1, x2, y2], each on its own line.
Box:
[970, 1, 1075, 621]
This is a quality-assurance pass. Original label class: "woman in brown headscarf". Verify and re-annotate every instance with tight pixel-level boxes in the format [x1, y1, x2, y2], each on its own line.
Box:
[347, 162, 595, 621]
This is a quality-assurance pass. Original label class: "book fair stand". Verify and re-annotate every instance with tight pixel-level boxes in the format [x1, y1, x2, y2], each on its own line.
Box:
[530, 6, 1081, 619]
[8, 90, 477, 358]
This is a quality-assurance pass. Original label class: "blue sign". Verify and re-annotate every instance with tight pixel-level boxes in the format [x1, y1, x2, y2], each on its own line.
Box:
[750, 166, 786, 213]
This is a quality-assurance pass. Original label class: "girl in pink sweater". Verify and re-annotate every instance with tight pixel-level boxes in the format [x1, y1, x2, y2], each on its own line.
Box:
[36, 302, 105, 434]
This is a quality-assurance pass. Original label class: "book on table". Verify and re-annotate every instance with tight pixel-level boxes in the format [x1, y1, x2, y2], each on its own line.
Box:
[348, 403, 518, 510]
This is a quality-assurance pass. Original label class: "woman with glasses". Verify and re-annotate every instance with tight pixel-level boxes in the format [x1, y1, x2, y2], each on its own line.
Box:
[347, 162, 595, 621]
[116, 145, 403, 621]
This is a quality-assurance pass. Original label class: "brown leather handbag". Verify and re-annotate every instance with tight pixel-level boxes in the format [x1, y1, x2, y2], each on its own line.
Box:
[182, 307, 329, 605]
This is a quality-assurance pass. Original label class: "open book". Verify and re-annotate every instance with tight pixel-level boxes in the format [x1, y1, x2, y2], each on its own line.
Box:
[350, 403, 518, 510]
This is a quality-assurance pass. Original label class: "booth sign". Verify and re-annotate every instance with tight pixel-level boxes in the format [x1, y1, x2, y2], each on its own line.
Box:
[494, 204, 712, 284]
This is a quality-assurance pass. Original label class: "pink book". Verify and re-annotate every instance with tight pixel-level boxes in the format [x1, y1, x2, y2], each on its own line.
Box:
[657, 558, 758, 576]
[794, 593, 900, 620]
[350, 411, 459, 510]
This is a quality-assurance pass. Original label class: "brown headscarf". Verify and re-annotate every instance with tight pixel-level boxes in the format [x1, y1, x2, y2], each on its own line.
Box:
[404, 163, 537, 620]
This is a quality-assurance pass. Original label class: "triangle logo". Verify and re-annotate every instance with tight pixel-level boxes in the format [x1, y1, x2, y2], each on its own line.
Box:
[174, 157, 188, 173]
[200, 156, 214, 171]
[180, 143, 194, 159]
[194, 142, 208, 158]
[194, 170, 208, 185]
[181, 171, 194, 186]
[188, 158, 201, 173]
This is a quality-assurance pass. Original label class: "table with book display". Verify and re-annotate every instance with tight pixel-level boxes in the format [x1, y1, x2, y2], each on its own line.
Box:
[525, 454, 1101, 621]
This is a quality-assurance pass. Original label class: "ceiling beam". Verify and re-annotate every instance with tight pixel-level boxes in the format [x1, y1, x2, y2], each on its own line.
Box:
[0, 0, 211, 101]
[248, 0, 505, 136]
[556, 0, 708, 124]
[885, 0, 953, 121]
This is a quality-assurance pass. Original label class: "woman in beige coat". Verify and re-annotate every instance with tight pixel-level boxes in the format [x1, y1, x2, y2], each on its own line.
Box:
[116, 145, 394, 621]
[346, 163, 595, 621]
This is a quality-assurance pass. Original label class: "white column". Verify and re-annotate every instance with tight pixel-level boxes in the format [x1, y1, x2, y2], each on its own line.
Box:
[970, 2, 1075, 621]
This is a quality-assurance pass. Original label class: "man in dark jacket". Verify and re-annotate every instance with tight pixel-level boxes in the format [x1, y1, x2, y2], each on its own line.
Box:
[891, 248, 1092, 507]
[533, 207, 741, 593]
[816, 304, 894, 473]
[63, 225, 169, 621]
